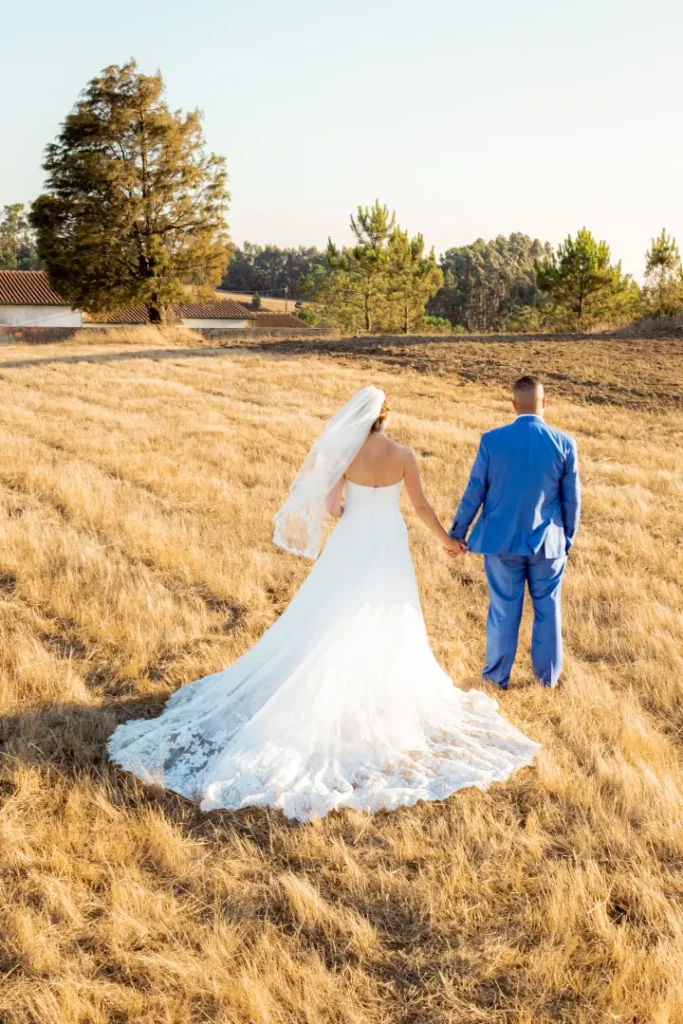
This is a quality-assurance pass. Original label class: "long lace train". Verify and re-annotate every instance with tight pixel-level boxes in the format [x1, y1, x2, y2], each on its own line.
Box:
[108, 481, 539, 821]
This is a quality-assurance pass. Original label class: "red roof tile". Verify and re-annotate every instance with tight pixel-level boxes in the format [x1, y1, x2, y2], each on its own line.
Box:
[174, 301, 255, 320]
[85, 300, 255, 324]
[0, 270, 69, 306]
[254, 312, 313, 329]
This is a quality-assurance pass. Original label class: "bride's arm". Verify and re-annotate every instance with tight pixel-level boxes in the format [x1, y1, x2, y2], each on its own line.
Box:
[403, 450, 466, 554]
[325, 476, 346, 518]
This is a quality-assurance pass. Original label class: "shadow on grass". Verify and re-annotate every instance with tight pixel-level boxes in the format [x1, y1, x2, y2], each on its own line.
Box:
[0, 696, 305, 845]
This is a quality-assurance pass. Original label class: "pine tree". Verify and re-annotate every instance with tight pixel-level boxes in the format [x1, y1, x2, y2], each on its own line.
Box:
[386, 230, 443, 334]
[643, 229, 683, 316]
[535, 228, 638, 328]
[325, 201, 395, 332]
[30, 61, 230, 322]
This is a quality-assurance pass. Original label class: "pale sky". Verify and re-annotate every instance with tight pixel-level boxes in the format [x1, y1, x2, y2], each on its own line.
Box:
[2, 0, 681, 279]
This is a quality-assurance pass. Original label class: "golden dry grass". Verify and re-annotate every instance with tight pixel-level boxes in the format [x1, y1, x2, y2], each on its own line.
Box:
[0, 334, 682, 1024]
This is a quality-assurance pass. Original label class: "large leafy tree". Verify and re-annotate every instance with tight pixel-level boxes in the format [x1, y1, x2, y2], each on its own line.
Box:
[535, 228, 638, 328]
[642, 229, 683, 316]
[30, 61, 230, 322]
[0, 204, 41, 270]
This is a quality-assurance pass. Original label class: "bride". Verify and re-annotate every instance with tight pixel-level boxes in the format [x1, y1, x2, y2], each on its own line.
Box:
[108, 386, 539, 821]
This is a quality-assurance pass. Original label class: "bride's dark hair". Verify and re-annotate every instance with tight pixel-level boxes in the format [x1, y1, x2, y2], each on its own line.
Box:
[371, 396, 390, 432]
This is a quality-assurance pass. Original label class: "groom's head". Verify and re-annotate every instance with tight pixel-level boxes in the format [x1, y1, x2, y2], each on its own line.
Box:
[512, 376, 546, 416]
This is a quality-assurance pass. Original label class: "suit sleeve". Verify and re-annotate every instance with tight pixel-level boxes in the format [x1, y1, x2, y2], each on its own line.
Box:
[560, 438, 581, 552]
[449, 437, 489, 541]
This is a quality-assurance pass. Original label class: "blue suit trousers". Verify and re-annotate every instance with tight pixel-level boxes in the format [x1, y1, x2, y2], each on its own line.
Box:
[483, 554, 567, 689]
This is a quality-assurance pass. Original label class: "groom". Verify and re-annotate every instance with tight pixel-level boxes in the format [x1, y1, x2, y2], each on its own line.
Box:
[448, 376, 580, 690]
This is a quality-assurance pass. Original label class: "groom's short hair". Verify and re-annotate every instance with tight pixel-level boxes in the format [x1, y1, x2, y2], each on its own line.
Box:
[513, 375, 544, 399]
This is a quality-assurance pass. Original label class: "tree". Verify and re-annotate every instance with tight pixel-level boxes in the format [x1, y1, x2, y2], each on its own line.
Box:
[324, 201, 395, 332]
[422, 314, 453, 335]
[642, 229, 683, 316]
[221, 243, 328, 300]
[30, 61, 230, 323]
[251, 291, 262, 310]
[429, 234, 552, 331]
[535, 228, 638, 328]
[295, 305, 318, 325]
[386, 229, 443, 334]
[0, 203, 41, 269]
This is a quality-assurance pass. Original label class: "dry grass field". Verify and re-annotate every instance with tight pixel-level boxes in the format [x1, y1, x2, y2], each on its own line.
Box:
[1, 333, 682, 1024]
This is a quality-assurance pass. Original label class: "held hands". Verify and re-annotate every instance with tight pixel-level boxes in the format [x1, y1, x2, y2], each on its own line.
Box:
[443, 536, 467, 559]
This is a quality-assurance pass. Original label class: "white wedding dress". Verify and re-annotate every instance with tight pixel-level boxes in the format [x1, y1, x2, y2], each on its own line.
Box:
[108, 479, 539, 821]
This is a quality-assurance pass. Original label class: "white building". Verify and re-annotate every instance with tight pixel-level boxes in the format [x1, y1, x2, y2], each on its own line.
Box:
[0, 270, 82, 327]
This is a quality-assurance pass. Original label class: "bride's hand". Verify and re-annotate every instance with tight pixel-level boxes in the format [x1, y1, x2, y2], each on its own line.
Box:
[443, 536, 466, 558]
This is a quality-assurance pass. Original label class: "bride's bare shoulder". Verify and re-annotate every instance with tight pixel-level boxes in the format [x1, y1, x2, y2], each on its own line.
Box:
[396, 441, 418, 463]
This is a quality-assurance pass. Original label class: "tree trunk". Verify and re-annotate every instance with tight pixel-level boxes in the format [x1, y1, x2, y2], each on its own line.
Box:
[576, 275, 585, 321]
[148, 302, 162, 324]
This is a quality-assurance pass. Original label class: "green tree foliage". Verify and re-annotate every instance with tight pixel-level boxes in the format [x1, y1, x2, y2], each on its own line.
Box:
[0, 203, 42, 269]
[386, 230, 443, 334]
[295, 305, 318, 325]
[321, 202, 442, 334]
[325, 201, 395, 332]
[222, 243, 327, 300]
[251, 291, 262, 310]
[642, 229, 683, 316]
[429, 233, 552, 331]
[422, 314, 453, 335]
[30, 61, 230, 323]
[535, 228, 639, 329]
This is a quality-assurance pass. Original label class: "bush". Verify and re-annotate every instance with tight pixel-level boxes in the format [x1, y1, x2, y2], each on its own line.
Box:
[421, 315, 453, 335]
[505, 305, 545, 333]
[295, 306, 318, 326]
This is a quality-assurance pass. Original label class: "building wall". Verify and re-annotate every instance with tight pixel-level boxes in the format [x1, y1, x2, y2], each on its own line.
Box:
[0, 325, 81, 344]
[179, 318, 251, 329]
[0, 305, 82, 327]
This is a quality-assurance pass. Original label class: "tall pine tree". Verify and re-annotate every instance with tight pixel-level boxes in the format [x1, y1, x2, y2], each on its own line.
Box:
[535, 228, 638, 328]
[30, 61, 230, 322]
[324, 201, 395, 332]
[386, 230, 443, 334]
[643, 229, 683, 316]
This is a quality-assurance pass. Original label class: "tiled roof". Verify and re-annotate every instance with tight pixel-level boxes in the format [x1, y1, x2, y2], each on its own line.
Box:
[85, 300, 255, 324]
[174, 301, 255, 320]
[0, 270, 69, 306]
[254, 312, 313, 329]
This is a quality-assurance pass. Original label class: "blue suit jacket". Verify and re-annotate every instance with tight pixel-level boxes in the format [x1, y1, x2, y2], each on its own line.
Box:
[450, 415, 581, 557]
